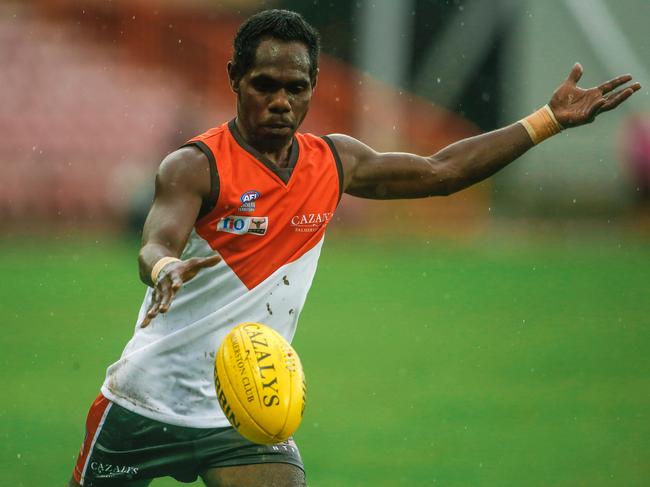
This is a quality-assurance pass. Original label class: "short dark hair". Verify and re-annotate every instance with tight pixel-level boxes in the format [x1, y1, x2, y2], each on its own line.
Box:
[231, 9, 321, 83]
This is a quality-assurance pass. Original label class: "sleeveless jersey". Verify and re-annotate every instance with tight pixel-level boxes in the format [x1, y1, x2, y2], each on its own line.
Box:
[101, 120, 343, 428]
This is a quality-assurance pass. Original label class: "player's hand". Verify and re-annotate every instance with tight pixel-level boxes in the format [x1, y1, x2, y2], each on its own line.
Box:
[549, 63, 641, 128]
[140, 254, 222, 328]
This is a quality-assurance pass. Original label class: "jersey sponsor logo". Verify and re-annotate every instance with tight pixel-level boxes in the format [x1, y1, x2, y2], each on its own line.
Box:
[239, 190, 261, 212]
[290, 212, 333, 232]
[218, 216, 268, 236]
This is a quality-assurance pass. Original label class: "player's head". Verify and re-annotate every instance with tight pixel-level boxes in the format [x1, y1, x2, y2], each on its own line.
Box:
[228, 10, 321, 149]
[230, 9, 320, 84]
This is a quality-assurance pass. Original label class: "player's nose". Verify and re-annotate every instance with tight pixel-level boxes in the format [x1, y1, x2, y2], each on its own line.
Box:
[268, 90, 291, 113]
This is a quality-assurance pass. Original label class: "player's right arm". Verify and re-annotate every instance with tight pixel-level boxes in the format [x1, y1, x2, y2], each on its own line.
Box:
[138, 146, 221, 327]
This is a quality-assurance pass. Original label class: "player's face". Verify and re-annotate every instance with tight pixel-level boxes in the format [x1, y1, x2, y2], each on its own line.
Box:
[230, 39, 316, 149]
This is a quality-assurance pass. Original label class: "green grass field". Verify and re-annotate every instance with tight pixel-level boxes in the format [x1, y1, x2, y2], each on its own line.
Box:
[1, 234, 649, 486]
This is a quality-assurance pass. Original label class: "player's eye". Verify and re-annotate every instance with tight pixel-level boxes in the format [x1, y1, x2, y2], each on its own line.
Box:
[287, 83, 307, 95]
[251, 78, 278, 93]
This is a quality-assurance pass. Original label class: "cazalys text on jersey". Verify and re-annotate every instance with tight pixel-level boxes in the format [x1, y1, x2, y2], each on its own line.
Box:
[290, 212, 333, 232]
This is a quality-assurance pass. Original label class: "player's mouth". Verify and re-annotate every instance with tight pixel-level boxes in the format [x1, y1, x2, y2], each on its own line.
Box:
[263, 123, 293, 134]
[264, 117, 293, 127]
[265, 122, 292, 128]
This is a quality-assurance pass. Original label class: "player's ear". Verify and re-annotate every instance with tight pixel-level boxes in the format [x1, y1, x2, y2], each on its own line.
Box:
[227, 61, 239, 93]
[311, 68, 319, 92]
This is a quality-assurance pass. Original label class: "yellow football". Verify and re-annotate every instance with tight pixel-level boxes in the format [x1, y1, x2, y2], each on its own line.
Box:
[214, 322, 306, 444]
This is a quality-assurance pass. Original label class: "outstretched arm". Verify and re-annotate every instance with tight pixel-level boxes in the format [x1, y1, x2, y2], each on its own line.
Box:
[332, 63, 640, 199]
[138, 146, 221, 327]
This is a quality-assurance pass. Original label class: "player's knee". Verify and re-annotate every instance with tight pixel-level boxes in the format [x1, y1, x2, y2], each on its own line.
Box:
[201, 463, 306, 487]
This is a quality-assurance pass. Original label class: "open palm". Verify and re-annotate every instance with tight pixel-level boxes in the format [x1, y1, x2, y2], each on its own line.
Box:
[549, 63, 640, 128]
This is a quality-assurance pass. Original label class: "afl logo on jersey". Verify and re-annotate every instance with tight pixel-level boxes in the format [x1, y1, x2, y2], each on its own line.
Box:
[239, 190, 260, 212]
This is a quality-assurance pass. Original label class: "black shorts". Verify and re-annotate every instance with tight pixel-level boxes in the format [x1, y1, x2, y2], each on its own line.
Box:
[72, 394, 304, 486]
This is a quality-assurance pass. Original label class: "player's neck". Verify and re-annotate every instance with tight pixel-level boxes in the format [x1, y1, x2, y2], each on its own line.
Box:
[234, 118, 294, 169]
[259, 143, 293, 169]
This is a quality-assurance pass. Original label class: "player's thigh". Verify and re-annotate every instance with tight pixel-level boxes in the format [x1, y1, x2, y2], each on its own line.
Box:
[201, 463, 306, 487]
[68, 477, 152, 487]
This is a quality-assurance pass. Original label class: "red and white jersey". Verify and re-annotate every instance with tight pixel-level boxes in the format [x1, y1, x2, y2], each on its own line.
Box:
[101, 120, 343, 428]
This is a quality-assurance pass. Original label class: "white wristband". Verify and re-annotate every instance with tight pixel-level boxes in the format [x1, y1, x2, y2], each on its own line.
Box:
[151, 257, 181, 284]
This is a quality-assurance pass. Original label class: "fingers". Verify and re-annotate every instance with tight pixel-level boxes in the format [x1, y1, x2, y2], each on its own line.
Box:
[196, 254, 222, 269]
[141, 286, 162, 327]
[180, 254, 222, 282]
[139, 255, 221, 328]
[597, 74, 633, 94]
[158, 275, 182, 314]
[590, 98, 607, 119]
[567, 62, 583, 85]
[140, 275, 182, 327]
[599, 85, 639, 113]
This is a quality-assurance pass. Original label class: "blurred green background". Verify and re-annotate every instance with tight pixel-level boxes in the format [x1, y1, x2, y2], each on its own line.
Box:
[2, 234, 649, 486]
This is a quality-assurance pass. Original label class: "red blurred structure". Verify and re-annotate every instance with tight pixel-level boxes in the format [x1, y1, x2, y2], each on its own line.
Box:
[621, 114, 650, 200]
[1, 0, 485, 234]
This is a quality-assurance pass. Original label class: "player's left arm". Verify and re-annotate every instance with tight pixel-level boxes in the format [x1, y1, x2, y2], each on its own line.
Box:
[330, 64, 640, 199]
